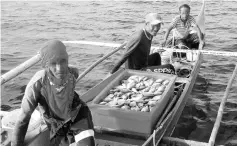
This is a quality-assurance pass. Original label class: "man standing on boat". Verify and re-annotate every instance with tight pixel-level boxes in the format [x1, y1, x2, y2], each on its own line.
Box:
[110, 13, 175, 75]
[162, 4, 204, 50]
[11, 40, 95, 146]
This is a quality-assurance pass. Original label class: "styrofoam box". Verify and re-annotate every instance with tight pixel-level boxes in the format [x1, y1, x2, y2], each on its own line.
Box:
[88, 69, 177, 136]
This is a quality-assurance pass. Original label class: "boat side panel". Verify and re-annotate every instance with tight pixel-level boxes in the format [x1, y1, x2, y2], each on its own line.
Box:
[95, 132, 144, 146]
[142, 53, 203, 146]
[164, 53, 203, 136]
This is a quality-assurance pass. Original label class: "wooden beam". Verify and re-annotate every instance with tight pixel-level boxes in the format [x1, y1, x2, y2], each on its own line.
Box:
[76, 42, 126, 83]
[1, 54, 41, 85]
[208, 63, 237, 146]
[161, 137, 224, 146]
[63, 41, 237, 57]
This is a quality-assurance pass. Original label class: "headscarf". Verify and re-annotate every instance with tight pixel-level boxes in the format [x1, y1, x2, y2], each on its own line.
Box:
[40, 40, 68, 68]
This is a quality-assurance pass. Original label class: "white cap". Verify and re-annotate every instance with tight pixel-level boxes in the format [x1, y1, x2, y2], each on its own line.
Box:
[145, 13, 163, 25]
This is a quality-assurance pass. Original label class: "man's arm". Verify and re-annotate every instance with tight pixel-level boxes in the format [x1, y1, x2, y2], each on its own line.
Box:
[162, 25, 173, 46]
[11, 110, 32, 146]
[11, 73, 41, 146]
[162, 16, 178, 46]
[110, 32, 141, 74]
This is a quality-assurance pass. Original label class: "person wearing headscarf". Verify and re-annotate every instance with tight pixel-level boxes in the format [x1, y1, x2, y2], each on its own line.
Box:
[11, 40, 95, 146]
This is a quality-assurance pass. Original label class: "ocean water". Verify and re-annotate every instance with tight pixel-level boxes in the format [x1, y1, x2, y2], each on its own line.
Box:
[1, 0, 237, 145]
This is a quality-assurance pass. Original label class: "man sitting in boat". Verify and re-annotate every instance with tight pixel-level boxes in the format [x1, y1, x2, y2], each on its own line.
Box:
[162, 4, 204, 50]
[110, 13, 175, 75]
[11, 40, 95, 146]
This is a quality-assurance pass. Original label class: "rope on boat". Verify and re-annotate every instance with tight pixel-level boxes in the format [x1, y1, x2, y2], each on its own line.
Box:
[208, 63, 237, 146]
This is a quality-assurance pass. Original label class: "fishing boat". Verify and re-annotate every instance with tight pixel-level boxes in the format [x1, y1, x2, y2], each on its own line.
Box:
[0, 49, 203, 146]
[73, 1, 206, 145]
[1, 0, 237, 146]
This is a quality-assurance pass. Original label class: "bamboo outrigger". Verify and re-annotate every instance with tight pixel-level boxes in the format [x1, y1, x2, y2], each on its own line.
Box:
[1, 0, 237, 146]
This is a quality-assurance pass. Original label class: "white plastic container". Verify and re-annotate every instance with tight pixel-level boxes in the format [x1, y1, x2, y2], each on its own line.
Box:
[160, 49, 173, 65]
[187, 51, 198, 62]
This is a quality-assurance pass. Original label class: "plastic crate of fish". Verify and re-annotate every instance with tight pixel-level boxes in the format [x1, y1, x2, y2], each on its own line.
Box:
[88, 69, 177, 136]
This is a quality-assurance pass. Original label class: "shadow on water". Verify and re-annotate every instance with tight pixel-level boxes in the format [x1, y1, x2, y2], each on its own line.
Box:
[1, 85, 26, 111]
[172, 70, 237, 145]
[172, 104, 208, 139]
[172, 75, 210, 140]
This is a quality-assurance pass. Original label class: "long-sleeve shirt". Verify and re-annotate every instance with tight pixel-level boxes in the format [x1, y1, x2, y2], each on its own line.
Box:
[11, 67, 80, 146]
[111, 29, 152, 74]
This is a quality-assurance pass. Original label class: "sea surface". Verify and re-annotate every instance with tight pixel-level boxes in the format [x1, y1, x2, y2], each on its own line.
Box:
[1, 0, 237, 145]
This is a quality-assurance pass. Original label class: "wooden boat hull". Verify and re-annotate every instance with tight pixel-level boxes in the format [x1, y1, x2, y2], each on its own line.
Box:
[93, 52, 203, 146]
[0, 51, 202, 146]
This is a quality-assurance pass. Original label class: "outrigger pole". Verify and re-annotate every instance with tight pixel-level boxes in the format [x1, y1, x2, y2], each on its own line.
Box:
[208, 64, 237, 146]
[76, 42, 126, 82]
[0, 54, 41, 85]
[0, 43, 126, 85]
[63, 41, 237, 57]
[2, 40, 236, 85]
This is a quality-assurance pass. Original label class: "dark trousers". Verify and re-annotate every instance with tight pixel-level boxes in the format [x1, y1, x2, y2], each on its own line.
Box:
[175, 33, 199, 49]
[166, 33, 200, 49]
[148, 52, 161, 66]
[49, 93, 95, 146]
[144, 53, 175, 74]
[50, 105, 95, 146]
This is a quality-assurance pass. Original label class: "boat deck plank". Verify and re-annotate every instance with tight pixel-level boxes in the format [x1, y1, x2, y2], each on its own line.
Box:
[160, 137, 224, 146]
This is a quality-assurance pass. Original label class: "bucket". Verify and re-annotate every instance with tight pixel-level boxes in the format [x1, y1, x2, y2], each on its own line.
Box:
[160, 49, 173, 65]
[187, 51, 198, 62]
[2, 109, 42, 132]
